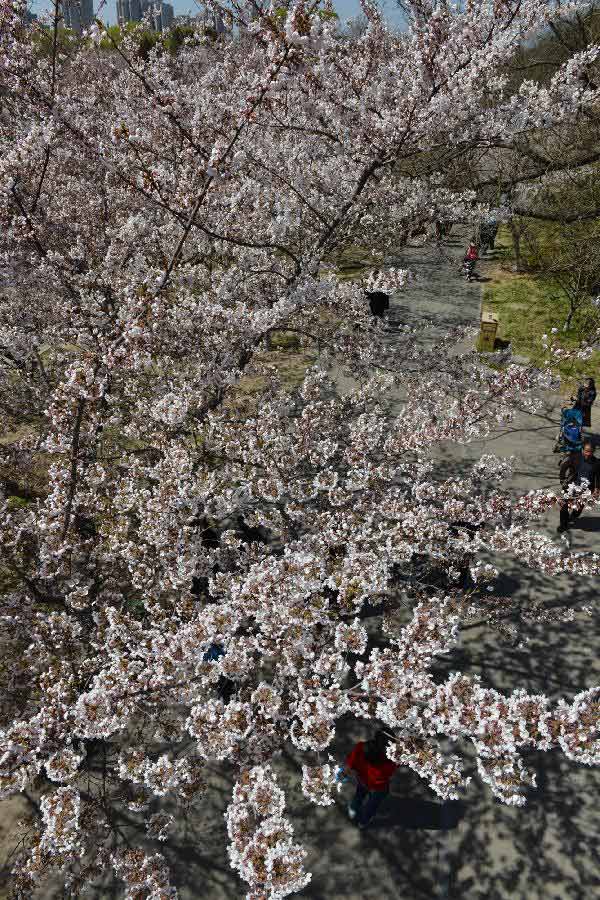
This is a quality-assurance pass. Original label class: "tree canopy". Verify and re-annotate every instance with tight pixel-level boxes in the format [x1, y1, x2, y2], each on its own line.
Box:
[1, 1, 599, 896]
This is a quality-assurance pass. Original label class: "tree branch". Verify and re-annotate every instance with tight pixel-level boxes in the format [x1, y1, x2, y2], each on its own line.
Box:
[61, 398, 86, 542]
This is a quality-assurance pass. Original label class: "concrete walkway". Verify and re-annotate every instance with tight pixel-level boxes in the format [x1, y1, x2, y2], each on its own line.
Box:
[373, 229, 600, 900]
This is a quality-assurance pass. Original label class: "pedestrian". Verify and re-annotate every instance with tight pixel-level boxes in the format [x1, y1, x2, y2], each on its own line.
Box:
[479, 220, 498, 255]
[365, 289, 390, 318]
[573, 377, 597, 428]
[203, 643, 236, 703]
[482, 219, 499, 253]
[434, 220, 452, 240]
[479, 223, 491, 254]
[342, 730, 398, 829]
[465, 242, 478, 262]
[557, 440, 600, 533]
[461, 242, 479, 281]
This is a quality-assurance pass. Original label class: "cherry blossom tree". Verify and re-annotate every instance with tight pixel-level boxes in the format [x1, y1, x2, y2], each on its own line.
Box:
[1, 0, 599, 896]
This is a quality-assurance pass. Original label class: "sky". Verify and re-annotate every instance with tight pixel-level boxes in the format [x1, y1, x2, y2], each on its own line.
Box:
[28, 0, 407, 28]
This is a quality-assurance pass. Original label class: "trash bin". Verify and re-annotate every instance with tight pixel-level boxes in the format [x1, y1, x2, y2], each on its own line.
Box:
[478, 314, 498, 352]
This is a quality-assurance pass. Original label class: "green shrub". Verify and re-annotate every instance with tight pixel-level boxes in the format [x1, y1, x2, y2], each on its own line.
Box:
[269, 331, 301, 351]
[6, 495, 32, 511]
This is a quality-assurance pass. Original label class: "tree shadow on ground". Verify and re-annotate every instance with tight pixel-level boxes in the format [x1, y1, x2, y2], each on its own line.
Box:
[371, 798, 466, 831]
[293, 548, 598, 900]
[570, 515, 600, 532]
[440, 574, 600, 900]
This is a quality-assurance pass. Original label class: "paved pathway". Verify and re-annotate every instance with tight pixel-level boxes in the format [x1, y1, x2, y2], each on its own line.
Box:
[293, 230, 600, 900]
[369, 230, 600, 900]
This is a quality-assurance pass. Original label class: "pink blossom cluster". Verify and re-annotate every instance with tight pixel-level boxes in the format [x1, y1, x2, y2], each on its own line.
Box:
[0, 0, 599, 896]
[226, 765, 311, 898]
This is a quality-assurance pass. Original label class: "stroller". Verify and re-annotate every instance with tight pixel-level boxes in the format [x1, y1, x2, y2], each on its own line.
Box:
[554, 407, 584, 454]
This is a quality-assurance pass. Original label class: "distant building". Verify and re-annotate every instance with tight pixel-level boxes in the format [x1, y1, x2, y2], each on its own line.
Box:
[22, 6, 38, 24]
[116, 0, 142, 27]
[62, 0, 94, 33]
[153, 1, 174, 32]
[196, 4, 227, 35]
[172, 10, 226, 33]
[117, 0, 174, 32]
[172, 13, 196, 26]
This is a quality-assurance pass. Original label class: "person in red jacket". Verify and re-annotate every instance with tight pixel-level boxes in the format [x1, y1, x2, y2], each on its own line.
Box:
[461, 242, 479, 282]
[344, 730, 398, 828]
[465, 242, 478, 262]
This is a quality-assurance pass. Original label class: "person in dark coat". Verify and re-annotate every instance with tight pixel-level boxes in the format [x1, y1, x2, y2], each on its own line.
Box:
[365, 290, 390, 318]
[203, 643, 236, 704]
[573, 377, 597, 428]
[434, 220, 452, 240]
[557, 441, 600, 533]
[479, 221, 498, 254]
[343, 730, 398, 828]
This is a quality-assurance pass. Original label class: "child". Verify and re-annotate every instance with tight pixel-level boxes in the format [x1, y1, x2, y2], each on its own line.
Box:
[464, 242, 478, 263]
[462, 242, 479, 281]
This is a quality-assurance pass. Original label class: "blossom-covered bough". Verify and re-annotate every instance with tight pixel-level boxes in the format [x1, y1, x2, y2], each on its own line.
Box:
[1, 0, 599, 895]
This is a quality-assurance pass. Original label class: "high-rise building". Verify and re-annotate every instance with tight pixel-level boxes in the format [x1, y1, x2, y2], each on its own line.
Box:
[197, 4, 228, 35]
[117, 0, 155, 27]
[62, 0, 94, 33]
[153, 1, 174, 32]
[117, 0, 139, 27]
[22, 6, 38, 24]
[117, 0, 173, 31]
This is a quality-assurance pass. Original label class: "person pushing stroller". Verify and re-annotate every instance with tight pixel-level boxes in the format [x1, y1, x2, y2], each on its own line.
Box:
[572, 377, 596, 429]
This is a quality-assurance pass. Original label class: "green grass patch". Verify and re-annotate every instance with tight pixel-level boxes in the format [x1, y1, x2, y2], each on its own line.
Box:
[326, 246, 380, 282]
[481, 226, 600, 394]
[269, 330, 302, 351]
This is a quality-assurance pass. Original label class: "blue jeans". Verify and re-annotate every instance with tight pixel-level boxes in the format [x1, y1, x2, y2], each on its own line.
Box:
[350, 781, 387, 826]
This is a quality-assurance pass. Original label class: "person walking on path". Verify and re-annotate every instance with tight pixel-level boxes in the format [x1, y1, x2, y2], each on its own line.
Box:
[366, 289, 390, 318]
[557, 440, 600, 533]
[573, 377, 597, 428]
[434, 220, 452, 241]
[343, 730, 398, 829]
[479, 220, 499, 255]
[465, 242, 478, 263]
[461, 242, 479, 281]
